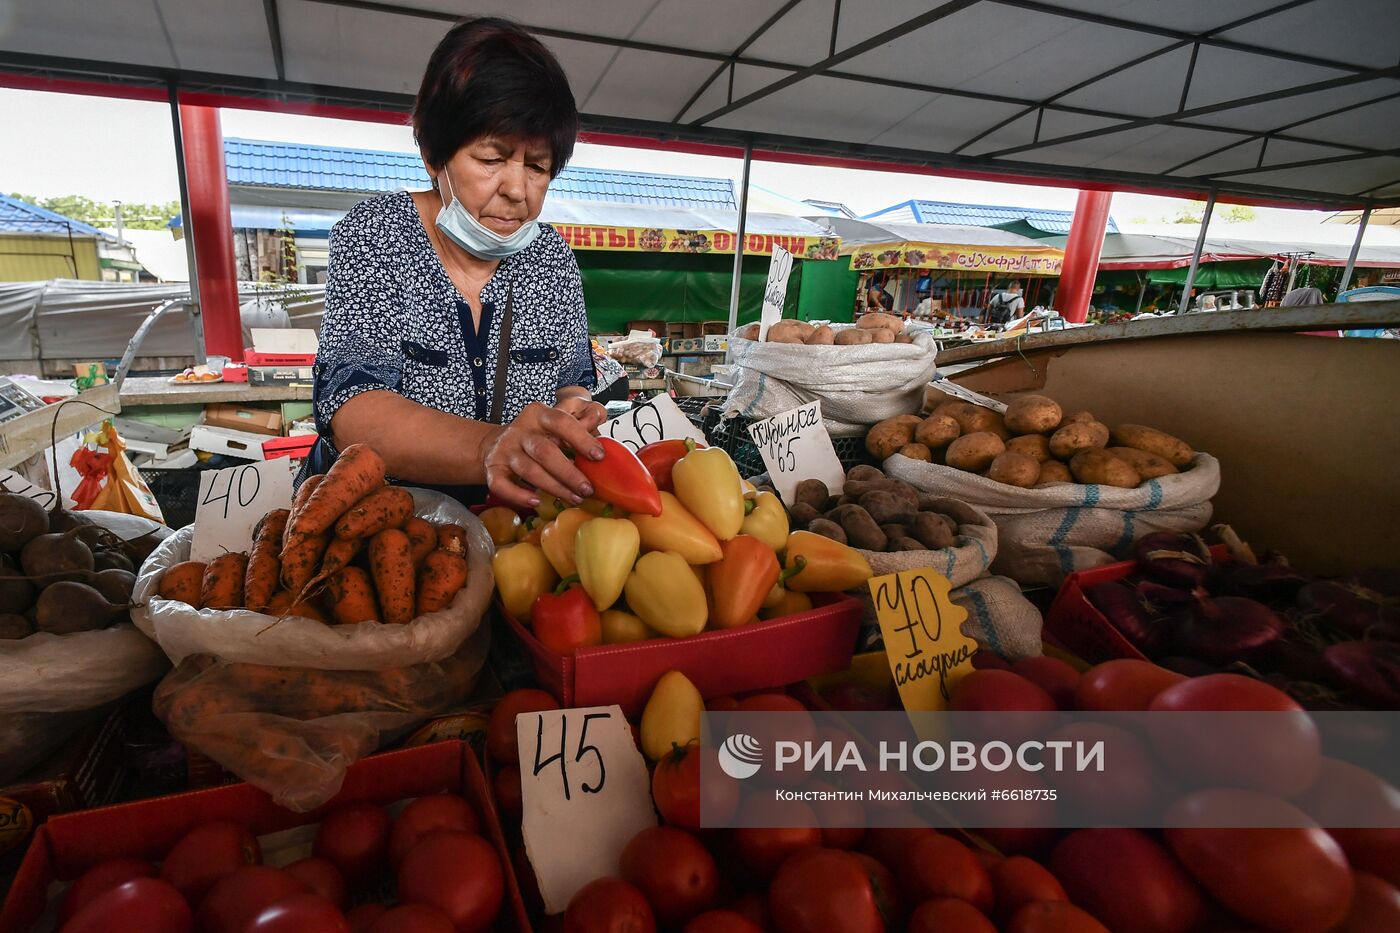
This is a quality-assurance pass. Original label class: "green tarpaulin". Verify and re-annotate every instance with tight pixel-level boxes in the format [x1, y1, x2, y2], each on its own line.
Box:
[1147, 261, 1270, 288]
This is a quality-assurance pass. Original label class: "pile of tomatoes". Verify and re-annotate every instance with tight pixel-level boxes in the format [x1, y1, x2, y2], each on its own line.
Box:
[50, 790, 505, 933]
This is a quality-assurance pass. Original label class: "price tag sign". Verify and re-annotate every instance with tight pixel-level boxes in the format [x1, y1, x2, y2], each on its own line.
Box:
[757, 245, 794, 341]
[930, 378, 1007, 414]
[0, 469, 60, 510]
[869, 569, 976, 712]
[190, 459, 295, 562]
[746, 400, 845, 503]
[518, 706, 656, 914]
[599, 393, 708, 453]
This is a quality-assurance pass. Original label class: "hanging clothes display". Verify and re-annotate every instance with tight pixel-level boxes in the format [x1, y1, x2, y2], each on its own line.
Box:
[1259, 260, 1288, 306]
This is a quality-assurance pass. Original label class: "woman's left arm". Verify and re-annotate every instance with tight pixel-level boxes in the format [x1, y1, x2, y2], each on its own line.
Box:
[554, 250, 606, 425]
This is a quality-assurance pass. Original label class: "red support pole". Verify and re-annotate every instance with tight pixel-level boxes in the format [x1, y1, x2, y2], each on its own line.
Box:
[1056, 190, 1113, 324]
[178, 103, 243, 361]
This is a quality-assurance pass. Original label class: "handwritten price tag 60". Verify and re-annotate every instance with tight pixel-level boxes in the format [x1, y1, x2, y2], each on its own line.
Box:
[189, 459, 295, 562]
[598, 393, 707, 453]
[869, 569, 976, 712]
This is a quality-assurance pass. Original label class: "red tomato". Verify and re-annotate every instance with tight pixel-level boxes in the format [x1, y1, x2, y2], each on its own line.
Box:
[285, 858, 347, 910]
[197, 865, 309, 933]
[707, 695, 740, 712]
[1007, 901, 1111, 933]
[653, 742, 739, 829]
[851, 853, 901, 929]
[313, 803, 391, 886]
[991, 856, 1068, 925]
[859, 828, 938, 871]
[396, 830, 503, 933]
[59, 857, 154, 925]
[733, 798, 822, 879]
[512, 841, 542, 907]
[1165, 789, 1353, 933]
[1334, 872, 1400, 933]
[736, 694, 816, 787]
[563, 878, 656, 933]
[1049, 829, 1205, 933]
[389, 794, 480, 868]
[1045, 722, 1162, 822]
[366, 903, 456, 933]
[898, 833, 992, 914]
[907, 898, 995, 933]
[487, 688, 560, 764]
[61, 878, 192, 933]
[684, 909, 764, 933]
[1011, 656, 1080, 709]
[971, 650, 1012, 671]
[620, 826, 720, 926]
[159, 820, 260, 905]
[728, 892, 773, 931]
[769, 848, 885, 933]
[949, 670, 1056, 743]
[345, 903, 389, 933]
[1074, 660, 1185, 712]
[803, 779, 864, 850]
[494, 765, 523, 823]
[246, 893, 349, 933]
[1296, 758, 1400, 886]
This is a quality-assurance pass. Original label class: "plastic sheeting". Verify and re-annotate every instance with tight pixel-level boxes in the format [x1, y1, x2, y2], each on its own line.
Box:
[576, 252, 797, 332]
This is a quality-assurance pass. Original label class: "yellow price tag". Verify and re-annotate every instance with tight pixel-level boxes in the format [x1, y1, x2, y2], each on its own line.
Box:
[868, 569, 977, 712]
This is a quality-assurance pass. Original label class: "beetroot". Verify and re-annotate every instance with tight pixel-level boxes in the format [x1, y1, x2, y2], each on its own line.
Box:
[1322, 641, 1400, 709]
[1168, 595, 1284, 665]
[1085, 581, 1166, 654]
[1134, 532, 1212, 589]
[1298, 581, 1393, 639]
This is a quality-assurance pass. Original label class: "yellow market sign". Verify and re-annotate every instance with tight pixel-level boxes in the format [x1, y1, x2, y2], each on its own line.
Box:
[554, 225, 841, 260]
[849, 242, 1064, 274]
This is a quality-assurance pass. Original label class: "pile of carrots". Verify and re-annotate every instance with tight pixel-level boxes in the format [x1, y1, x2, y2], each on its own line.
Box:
[156, 445, 471, 625]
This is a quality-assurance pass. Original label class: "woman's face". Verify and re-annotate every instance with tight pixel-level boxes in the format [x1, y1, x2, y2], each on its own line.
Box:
[431, 135, 553, 236]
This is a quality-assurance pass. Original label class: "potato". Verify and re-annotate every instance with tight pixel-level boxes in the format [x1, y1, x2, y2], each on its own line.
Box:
[1049, 421, 1109, 460]
[767, 320, 814, 344]
[894, 334, 914, 344]
[1109, 447, 1179, 480]
[856, 312, 903, 333]
[911, 512, 955, 550]
[914, 414, 960, 449]
[879, 523, 907, 541]
[1036, 460, 1074, 485]
[934, 400, 972, 420]
[736, 322, 760, 340]
[807, 518, 847, 544]
[858, 490, 912, 525]
[986, 451, 1041, 488]
[787, 502, 819, 528]
[794, 478, 832, 512]
[805, 325, 835, 345]
[869, 329, 895, 344]
[950, 405, 1004, 437]
[1060, 410, 1096, 426]
[887, 536, 925, 552]
[898, 443, 932, 462]
[845, 477, 919, 509]
[944, 432, 1005, 472]
[847, 464, 885, 484]
[832, 506, 886, 551]
[865, 417, 918, 459]
[1070, 449, 1142, 488]
[1006, 434, 1052, 463]
[1004, 395, 1063, 435]
[1111, 424, 1194, 467]
[917, 510, 958, 539]
[834, 329, 874, 346]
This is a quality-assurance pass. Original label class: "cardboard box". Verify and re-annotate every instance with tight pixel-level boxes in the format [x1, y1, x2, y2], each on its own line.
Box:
[0, 742, 529, 933]
[261, 434, 317, 461]
[248, 365, 314, 387]
[506, 594, 862, 717]
[189, 424, 269, 460]
[221, 363, 249, 383]
[204, 403, 282, 436]
[243, 328, 319, 366]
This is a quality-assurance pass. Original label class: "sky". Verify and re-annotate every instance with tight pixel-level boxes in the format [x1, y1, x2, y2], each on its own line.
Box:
[0, 86, 1373, 245]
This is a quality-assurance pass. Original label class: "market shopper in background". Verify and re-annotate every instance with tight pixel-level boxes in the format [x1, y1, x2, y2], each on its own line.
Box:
[306, 17, 607, 509]
[865, 280, 895, 313]
[985, 281, 1025, 326]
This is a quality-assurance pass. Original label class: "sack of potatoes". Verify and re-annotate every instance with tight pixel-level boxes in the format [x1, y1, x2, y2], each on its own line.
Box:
[864, 394, 1196, 491]
[736, 312, 915, 346]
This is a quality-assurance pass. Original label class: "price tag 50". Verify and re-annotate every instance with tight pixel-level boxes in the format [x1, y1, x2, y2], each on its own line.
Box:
[189, 459, 295, 562]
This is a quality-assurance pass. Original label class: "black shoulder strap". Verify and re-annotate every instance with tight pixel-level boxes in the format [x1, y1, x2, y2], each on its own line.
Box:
[489, 282, 514, 425]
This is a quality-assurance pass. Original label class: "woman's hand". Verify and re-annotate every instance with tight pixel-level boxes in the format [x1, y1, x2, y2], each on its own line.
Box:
[555, 393, 608, 429]
[483, 402, 605, 509]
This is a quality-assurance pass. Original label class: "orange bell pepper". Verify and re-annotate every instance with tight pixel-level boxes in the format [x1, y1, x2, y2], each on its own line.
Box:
[762, 588, 813, 620]
[540, 508, 595, 578]
[707, 534, 781, 630]
[783, 531, 873, 593]
[672, 447, 745, 541]
[629, 492, 723, 565]
[575, 517, 640, 610]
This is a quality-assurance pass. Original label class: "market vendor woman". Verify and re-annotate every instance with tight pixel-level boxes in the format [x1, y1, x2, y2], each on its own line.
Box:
[307, 17, 606, 508]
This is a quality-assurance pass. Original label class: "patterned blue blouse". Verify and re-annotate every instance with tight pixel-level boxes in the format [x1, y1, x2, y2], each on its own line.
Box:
[313, 191, 594, 442]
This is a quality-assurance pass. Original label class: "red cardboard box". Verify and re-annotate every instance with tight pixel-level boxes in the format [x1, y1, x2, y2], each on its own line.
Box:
[261, 434, 317, 461]
[506, 594, 862, 717]
[0, 742, 528, 933]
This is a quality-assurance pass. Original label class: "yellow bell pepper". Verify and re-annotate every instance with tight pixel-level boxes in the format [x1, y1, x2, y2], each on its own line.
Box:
[762, 588, 812, 619]
[491, 542, 558, 619]
[575, 517, 640, 610]
[535, 497, 566, 522]
[540, 508, 594, 578]
[740, 491, 789, 552]
[741, 479, 759, 500]
[672, 447, 745, 541]
[624, 551, 708, 638]
[783, 531, 874, 593]
[601, 608, 654, 644]
[629, 492, 723, 565]
[478, 506, 522, 547]
[579, 497, 621, 517]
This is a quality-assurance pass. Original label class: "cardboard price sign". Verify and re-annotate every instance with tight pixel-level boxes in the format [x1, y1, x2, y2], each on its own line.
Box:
[189, 459, 295, 562]
[746, 400, 846, 503]
[0, 468, 59, 510]
[757, 245, 794, 341]
[599, 393, 708, 453]
[869, 569, 976, 712]
[518, 706, 657, 914]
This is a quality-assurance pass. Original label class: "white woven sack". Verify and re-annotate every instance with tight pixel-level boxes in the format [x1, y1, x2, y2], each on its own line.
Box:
[862, 498, 996, 585]
[725, 328, 938, 433]
[884, 453, 1221, 587]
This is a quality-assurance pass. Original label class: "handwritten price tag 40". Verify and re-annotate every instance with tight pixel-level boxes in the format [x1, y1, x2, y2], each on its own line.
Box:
[189, 459, 295, 563]
[869, 569, 976, 712]
[747, 400, 845, 504]
[598, 393, 707, 453]
[518, 706, 657, 914]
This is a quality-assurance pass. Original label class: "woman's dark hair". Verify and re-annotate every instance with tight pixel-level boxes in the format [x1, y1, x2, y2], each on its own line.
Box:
[413, 17, 578, 178]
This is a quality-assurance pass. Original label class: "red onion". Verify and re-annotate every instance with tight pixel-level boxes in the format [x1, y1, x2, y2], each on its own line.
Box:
[1134, 532, 1212, 589]
[1213, 557, 1307, 605]
[1169, 595, 1284, 665]
[1298, 581, 1393, 639]
[1085, 580, 1167, 654]
[1322, 641, 1400, 709]
[1355, 567, 1400, 598]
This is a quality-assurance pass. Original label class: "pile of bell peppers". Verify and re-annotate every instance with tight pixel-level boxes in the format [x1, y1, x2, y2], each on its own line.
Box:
[490, 439, 873, 656]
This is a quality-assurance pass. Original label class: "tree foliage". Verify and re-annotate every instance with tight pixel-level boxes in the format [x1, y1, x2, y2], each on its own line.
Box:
[1162, 200, 1256, 225]
[6, 192, 180, 230]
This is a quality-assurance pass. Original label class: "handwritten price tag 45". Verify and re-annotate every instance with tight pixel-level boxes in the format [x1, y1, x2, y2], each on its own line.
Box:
[189, 459, 295, 563]
[518, 705, 657, 914]
[598, 393, 707, 453]
[747, 400, 845, 504]
[869, 569, 976, 713]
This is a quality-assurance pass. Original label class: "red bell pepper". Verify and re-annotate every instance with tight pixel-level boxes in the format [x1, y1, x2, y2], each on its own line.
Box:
[529, 577, 603, 656]
[575, 436, 663, 516]
[706, 534, 781, 630]
[636, 438, 703, 492]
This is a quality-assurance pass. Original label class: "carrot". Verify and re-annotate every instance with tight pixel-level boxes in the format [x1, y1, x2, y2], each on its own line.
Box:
[266, 589, 328, 624]
[333, 485, 413, 540]
[200, 552, 249, 610]
[328, 567, 381, 624]
[368, 528, 414, 625]
[288, 443, 386, 537]
[280, 531, 330, 592]
[285, 474, 324, 547]
[158, 560, 207, 607]
[320, 535, 363, 579]
[416, 550, 469, 615]
[436, 523, 468, 556]
[404, 517, 437, 565]
[244, 509, 290, 611]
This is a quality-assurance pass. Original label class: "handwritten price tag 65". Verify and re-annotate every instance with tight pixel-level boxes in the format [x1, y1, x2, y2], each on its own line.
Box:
[870, 569, 976, 712]
[189, 459, 294, 562]
[746, 400, 846, 503]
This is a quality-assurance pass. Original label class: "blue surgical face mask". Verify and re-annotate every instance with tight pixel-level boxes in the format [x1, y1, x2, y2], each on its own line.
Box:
[435, 169, 540, 260]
